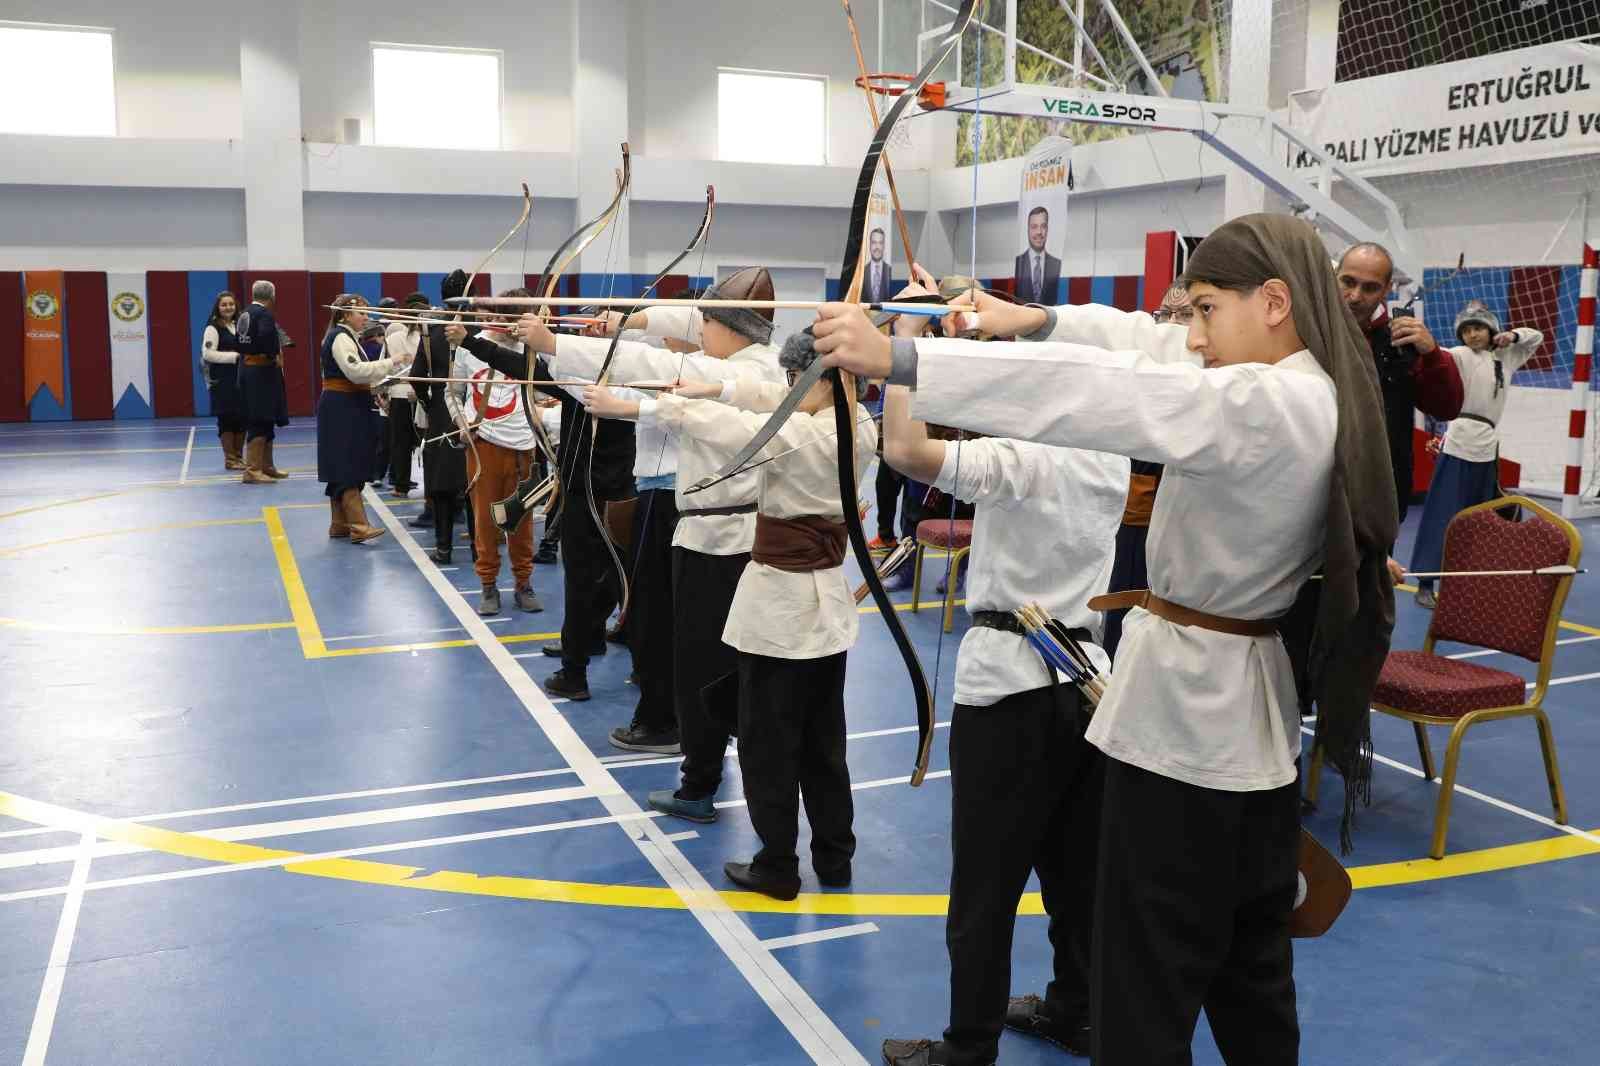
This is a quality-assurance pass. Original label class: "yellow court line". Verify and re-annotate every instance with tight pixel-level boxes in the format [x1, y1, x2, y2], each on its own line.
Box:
[0, 617, 293, 637]
[1, 787, 1595, 916]
[0, 516, 263, 558]
[263, 506, 329, 658]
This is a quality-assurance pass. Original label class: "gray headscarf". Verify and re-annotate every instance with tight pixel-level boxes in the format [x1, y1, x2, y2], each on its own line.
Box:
[1185, 213, 1398, 850]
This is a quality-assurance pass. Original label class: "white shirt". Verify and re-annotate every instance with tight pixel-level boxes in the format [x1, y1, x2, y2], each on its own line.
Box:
[1440, 327, 1543, 463]
[453, 337, 534, 452]
[642, 380, 877, 660]
[329, 328, 401, 387]
[382, 324, 417, 401]
[201, 324, 236, 366]
[912, 303, 1336, 792]
[552, 325, 782, 557]
[930, 436, 1128, 707]
[619, 331, 679, 480]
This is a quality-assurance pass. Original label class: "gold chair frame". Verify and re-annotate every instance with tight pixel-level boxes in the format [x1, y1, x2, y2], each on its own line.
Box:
[909, 537, 971, 634]
[1308, 495, 1577, 859]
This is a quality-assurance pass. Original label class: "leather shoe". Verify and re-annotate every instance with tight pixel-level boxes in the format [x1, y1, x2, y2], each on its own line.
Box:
[608, 722, 680, 754]
[1003, 994, 1089, 1056]
[542, 639, 605, 658]
[881, 1039, 970, 1066]
[543, 668, 590, 701]
[409, 511, 433, 529]
[429, 547, 452, 564]
[723, 861, 800, 902]
[647, 789, 716, 824]
[534, 543, 558, 564]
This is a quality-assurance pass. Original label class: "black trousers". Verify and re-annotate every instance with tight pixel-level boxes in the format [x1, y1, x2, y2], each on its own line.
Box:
[388, 398, 416, 490]
[560, 488, 621, 672]
[736, 650, 854, 880]
[1093, 757, 1300, 1066]
[627, 489, 680, 732]
[671, 546, 747, 798]
[429, 492, 474, 552]
[875, 456, 903, 540]
[943, 684, 1101, 1066]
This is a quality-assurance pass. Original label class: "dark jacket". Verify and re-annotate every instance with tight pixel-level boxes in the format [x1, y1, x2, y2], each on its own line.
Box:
[234, 302, 288, 427]
[462, 334, 636, 501]
[1364, 307, 1464, 522]
[1013, 250, 1062, 304]
[418, 324, 468, 494]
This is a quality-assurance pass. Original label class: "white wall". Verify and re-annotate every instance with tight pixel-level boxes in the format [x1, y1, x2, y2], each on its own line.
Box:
[2, 0, 242, 140]
[0, 185, 245, 271]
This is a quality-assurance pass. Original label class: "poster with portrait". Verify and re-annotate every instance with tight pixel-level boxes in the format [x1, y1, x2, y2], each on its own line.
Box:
[1014, 136, 1071, 305]
[861, 175, 895, 304]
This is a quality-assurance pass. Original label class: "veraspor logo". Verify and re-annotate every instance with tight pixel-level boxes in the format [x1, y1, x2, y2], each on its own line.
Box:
[111, 291, 146, 322]
[25, 290, 59, 320]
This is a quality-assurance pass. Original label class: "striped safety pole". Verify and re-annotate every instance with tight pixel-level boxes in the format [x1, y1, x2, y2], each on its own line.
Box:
[1566, 241, 1597, 518]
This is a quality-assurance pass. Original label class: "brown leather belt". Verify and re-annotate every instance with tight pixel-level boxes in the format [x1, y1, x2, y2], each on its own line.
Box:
[243, 355, 277, 367]
[1121, 472, 1160, 527]
[1087, 589, 1279, 637]
[321, 378, 367, 394]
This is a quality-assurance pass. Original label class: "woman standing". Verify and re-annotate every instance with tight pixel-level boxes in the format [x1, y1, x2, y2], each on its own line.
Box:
[1409, 300, 1543, 607]
[317, 295, 410, 544]
[199, 291, 245, 470]
[418, 271, 472, 563]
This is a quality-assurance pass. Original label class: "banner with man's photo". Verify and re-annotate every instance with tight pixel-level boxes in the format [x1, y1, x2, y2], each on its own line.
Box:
[1013, 137, 1071, 305]
[860, 176, 895, 304]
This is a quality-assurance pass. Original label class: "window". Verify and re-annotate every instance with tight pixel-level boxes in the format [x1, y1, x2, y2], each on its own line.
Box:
[372, 44, 501, 150]
[718, 69, 826, 165]
[0, 23, 115, 136]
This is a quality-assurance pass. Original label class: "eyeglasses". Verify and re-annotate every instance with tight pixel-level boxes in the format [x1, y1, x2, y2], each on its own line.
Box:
[1153, 308, 1195, 325]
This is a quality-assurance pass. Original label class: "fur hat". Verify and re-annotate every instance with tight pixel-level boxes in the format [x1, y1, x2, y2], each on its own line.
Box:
[703, 266, 775, 345]
[780, 329, 867, 400]
[1454, 300, 1501, 345]
[440, 269, 470, 303]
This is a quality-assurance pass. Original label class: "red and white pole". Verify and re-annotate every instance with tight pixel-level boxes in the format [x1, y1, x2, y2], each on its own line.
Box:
[1565, 241, 1597, 518]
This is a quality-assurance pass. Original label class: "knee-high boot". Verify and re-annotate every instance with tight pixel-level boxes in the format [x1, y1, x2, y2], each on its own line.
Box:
[342, 489, 386, 544]
[222, 431, 245, 470]
[263, 438, 288, 479]
[242, 437, 273, 485]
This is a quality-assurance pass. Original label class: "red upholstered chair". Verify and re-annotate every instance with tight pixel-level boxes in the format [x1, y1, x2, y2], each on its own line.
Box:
[911, 518, 973, 633]
[1307, 496, 1577, 859]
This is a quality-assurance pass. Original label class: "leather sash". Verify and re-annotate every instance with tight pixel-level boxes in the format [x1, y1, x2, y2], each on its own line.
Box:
[320, 377, 367, 394]
[680, 502, 757, 518]
[243, 355, 277, 368]
[1121, 472, 1161, 527]
[1087, 589, 1279, 638]
[752, 514, 848, 573]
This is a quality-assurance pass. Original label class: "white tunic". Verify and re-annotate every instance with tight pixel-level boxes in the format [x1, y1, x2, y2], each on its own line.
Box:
[382, 324, 418, 401]
[1440, 327, 1543, 463]
[640, 381, 877, 660]
[930, 436, 1128, 707]
[453, 337, 535, 452]
[329, 329, 400, 386]
[911, 306, 1336, 792]
[551, 329, 782, 557]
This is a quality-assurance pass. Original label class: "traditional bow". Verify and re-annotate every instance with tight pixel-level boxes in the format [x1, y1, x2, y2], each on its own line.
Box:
[585, 183, 717, 623]
[490, 147, 631, 535]
[688, 0, 977, 786]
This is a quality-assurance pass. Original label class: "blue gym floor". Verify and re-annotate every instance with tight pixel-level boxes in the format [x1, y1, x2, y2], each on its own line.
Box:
[2, 417, 1597, 1066]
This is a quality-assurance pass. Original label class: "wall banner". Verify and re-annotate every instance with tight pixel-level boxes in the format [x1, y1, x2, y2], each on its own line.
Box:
[108, 273, 153, 417]
[1014, 136, 1071, 305]
[22, 270, 66, 419]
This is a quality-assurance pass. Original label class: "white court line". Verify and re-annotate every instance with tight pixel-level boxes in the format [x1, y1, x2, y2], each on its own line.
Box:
[0, 766, 580, 842]
[714, 771, 950, 811]
[761, 922, 881, 951]
[662, 831, 700, 843]
[511, 652, 544, 660]
[0, 784, 597, 871]
[367, 487, 870, 1066]
[322, 625, 466, 643]
[1447, 634, 1600, 660]
[178, 426, 196, 483]
[21, 831, 93, 1066]
[1540, 670, 1600, 688]
[1302, 726, 1600, 847]
[604, 721, 954, 771]
[0, 811, 662, 906]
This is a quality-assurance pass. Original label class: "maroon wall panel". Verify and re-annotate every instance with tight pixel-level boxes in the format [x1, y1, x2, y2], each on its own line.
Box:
[381, 273, 420, 302]
[1508, 266, 1562, 374]
[147, 271, 194, 417]
[252, 271, 313, 416]
[64, 271, 113, 420]
[1111, 275, 1141, 312]
[227, 271, 247, 304]
[0, 273, 27, 421]
[309, 272, 348, 405]
[1067, 277, 1092, 305]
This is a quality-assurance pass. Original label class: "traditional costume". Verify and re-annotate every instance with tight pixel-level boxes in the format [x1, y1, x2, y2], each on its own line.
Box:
[200, 313, 244, 470]
[880, 398, 1127, 1066]
[234, 297, 290, 484]
[876, 214, 1396, 1065]
[1409, 304, 1543, 598]
[316, 312, 402, 544]
[542, 266, 781, 813]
